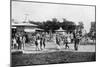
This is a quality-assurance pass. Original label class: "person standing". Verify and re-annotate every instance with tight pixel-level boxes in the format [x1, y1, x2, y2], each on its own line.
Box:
[56, 35, 61, 49]
[12, 37, 18, 49]
[64, 37, 69, 49]
[42, 34, 46, 49]
[17, 36, 22, 50]
[35, 37, 38, 51]
[35, 36, 41, 51]
[22, 36, 26, 50]
[70, 33, 74, 43]
[40, 37, 43, 50]
[40, 34, 46, 50]
[73, 30, 79, 50]
[37, 37, 41, 50]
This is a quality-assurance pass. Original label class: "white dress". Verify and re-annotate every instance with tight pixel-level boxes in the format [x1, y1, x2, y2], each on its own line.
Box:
[67, 37, 71, 43]
[37, 39, 41, 50]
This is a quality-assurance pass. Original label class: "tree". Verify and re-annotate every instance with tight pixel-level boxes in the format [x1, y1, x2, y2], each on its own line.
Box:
[76, 22, 84, 35]
[39, 18, 60, 40]
[62, 18, 76, 32]
[88, 22, 96, 41]
[43, 18, 60, 32]
[90, 22, 96, 33]
[29, 18, 76, 33]
[77, 22, 84, 31]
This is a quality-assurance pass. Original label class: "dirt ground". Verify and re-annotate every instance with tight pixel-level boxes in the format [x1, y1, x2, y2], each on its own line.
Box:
[11, 42, 96, 67]
[11, 51, 96, 67]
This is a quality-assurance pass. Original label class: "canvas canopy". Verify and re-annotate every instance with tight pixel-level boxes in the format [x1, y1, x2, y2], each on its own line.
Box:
[55, 27, 66, 32]
[24, 28, 44, 32]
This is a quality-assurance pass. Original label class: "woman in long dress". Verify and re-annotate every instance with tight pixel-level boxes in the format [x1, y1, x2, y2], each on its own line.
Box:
[64, 37, 69, 49]
[35, 36, 41, 51]
[12, 37, 18, 49]
[56, 35, 61, 49]
[22, 36, 26, 50]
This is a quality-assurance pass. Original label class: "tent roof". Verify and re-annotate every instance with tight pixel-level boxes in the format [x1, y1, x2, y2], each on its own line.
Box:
[24, 28, 44, 32]
[55, 27, 66, 32]
[24, 29, 35, 32]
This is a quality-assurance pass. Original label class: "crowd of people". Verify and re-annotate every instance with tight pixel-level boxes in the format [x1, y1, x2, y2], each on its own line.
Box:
[11, 33, 26, 50]
[11, 30, 81, 51]
[55, 31, 81, 50]
[11, 32, 47, 51]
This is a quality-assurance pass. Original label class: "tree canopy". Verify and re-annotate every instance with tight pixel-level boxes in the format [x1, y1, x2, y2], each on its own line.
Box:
[29, 18, 76, 32]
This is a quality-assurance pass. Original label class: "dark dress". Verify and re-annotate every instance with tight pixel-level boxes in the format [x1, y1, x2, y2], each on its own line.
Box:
[56, 37, 60, 46]
[42, 37, 46, 48]
[35, 39, 38, 47]
[73, 32, 79, 50]
[64, 38, 69, 48]
[17, 37, 22, 49]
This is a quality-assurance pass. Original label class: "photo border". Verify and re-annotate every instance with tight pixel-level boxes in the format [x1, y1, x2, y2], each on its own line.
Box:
[10, 0, 96, 67]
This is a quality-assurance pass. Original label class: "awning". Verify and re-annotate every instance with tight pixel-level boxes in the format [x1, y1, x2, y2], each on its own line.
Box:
[12, 22, 38, 27]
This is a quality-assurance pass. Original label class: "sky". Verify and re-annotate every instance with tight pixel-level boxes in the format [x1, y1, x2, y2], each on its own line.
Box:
[12, 1, 95, 33]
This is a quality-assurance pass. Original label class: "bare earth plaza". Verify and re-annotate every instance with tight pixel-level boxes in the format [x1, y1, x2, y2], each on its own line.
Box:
[11, 1, 96, 67]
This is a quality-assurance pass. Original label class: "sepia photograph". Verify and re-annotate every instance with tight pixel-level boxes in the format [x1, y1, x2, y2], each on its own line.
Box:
[11, 0, 96, 67]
